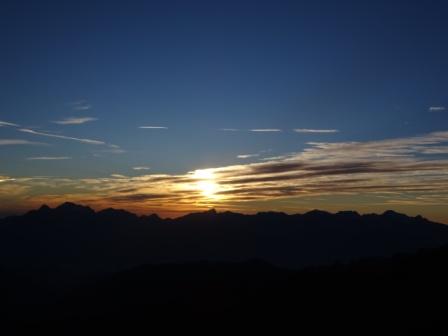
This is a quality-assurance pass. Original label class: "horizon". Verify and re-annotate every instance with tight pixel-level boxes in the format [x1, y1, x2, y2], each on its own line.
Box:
[1, 1, 447, 223]
[1, 201, 443, 224]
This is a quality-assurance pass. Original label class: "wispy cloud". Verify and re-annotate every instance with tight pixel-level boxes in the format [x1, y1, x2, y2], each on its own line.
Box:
[111, 174, 128, 179]
[294, 129, 339, 133]
[139, 126, 168, 129]
[92, 147, 126, 157]
[4, 130, 448, 220]
[429, 106, 446, 112]
[19, 128, 106, 145]
[250, 129, 282, 132]
[0, 120, 19, 127]
[27, 157, 71, 160]
[74, 104, 91, 111]
[133, 166, 151, 171]
[69, 100, 91, 111]
[0, 176, 16, 183]
[237, 154, 259, 159]
[220, 128, 239, 131]
[53, 117, 98, 125]
[103, 148, 126, 154]
[260, 155, 294, 161]
[0, 139, 47, 146]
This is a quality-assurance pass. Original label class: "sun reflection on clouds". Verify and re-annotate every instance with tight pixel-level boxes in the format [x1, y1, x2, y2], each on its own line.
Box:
[1, 131, 448, 222]
[192, 169, 220, 199]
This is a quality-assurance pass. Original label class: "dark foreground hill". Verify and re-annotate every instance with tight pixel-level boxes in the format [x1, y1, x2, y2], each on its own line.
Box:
[4, 247, 448, 335]
[1, 203, 448, 335]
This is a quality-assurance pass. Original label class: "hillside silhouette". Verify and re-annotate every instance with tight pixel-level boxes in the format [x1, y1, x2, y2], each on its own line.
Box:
[1, 203, 448, 269]
[4, 247, 448, 335]
[1, 202, 447, 275]
[2, 203, 448, 335]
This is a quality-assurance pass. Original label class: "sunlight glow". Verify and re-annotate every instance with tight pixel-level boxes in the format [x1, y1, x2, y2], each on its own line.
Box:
[192, 169, 220, 199]
[193, 169, 214, 180]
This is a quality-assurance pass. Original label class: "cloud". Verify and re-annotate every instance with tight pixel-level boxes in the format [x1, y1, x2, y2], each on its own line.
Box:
[0, 139, 47, 146]
[19, 128, 106, 145]
[250, 129, 282, 132]
[237, 154, 259, 159]
[0, 120, 19, 127]
[220, 128, 239, 131]
[108, 193, 173, 202]
[294, 129, 339, 133]
[53, 117, 98, 125]
[110, 174, 128, 179]
[419, 146, 448, 154]
[92, 144, 126, 155]
[27, 157, 71, 160]
[74, 105, 91, 111]
[260, 155, 294, 161]
[133, 166, 151, 171]
[0, 176, 16, 183]
[69, 100, 92, 111]
[429, 106, 446, 112]
[93, 147, 126, 156]
[104, 148, 126, 154]
[4, 130, 448, 219]
[139, 126, 168, 129]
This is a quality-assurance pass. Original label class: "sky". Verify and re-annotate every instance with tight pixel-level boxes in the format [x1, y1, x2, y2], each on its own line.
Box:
[1, 0, 448, 222]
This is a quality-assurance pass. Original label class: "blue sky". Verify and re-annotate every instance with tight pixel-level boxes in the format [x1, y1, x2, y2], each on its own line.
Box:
[1, 0, 448, 220]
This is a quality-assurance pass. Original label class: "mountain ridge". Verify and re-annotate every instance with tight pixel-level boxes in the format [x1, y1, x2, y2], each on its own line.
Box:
[3, 201, 436, 225]
[0, 202, 446, 272]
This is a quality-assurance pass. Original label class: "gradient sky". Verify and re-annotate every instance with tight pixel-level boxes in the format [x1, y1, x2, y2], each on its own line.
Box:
[1, 0, 448, 221]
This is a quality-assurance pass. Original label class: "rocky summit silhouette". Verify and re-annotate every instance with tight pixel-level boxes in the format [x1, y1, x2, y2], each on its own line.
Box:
[0, 202, 447, 276]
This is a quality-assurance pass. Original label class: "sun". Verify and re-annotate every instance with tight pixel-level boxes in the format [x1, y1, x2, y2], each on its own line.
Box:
[192, 169, 220, 199]
[197, 180, 217, 197]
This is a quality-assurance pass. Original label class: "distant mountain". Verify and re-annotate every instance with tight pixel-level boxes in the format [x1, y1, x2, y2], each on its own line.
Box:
[2, 203, 448, 334]
[1, 203, 447, 281]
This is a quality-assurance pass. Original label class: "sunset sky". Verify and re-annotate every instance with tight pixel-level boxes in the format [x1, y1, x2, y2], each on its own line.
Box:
[1, 0, 448, 222]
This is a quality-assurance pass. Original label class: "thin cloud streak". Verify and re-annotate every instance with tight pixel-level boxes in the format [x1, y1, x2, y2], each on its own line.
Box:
[237, 154, 259, 159]
[0, 139, 47, 146]
[250, 129, 282, 132]
[27, 157, 71, 160]
[139, 126, 168, 129]
[294, 129, 339, 133]
[73, 105, 91, 111]
[0, 120, 20, 127]
[53, 117, 98, 125]
[133, 166, 151, 171]
[19, 128, 106, 145]
[429, 106, 446, 112]
[69, 100, 91, 111]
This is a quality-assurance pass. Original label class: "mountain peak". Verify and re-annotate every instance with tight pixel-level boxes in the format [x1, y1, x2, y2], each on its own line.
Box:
[382, 210, 407, 217]
[146, 213, 161, 221]
[38, 204, 51, 211]
[337, 210, 360, 217]
[57, 201, 84, 209]
[55, 202, 94, 215]
[204, 208, 217, 214]
[305, 209, 332, 216]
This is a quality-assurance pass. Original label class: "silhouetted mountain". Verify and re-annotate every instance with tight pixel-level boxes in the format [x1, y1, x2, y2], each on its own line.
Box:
[2, 204, 448, 334]
[1, 204, 447, 280]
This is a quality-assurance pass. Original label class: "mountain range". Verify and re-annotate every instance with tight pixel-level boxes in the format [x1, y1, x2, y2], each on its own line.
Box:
[1, 202, 447, 277]
[2, 202, 448, 334]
